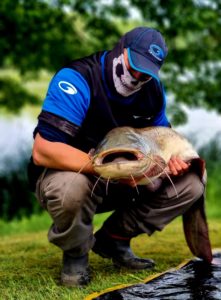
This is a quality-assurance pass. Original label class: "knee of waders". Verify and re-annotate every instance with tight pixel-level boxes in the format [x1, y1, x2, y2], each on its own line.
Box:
[61, 173, 93, 213]
[43, 172, 92, 214]
[184, 172, 204, 202]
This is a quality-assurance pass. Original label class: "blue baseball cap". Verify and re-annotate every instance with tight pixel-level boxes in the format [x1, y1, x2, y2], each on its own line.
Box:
[124, 27, 168, 81]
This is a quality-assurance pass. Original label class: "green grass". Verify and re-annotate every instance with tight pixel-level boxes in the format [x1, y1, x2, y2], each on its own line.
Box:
[0, 212, 51, 236]
[0, 213, 221, 300]
[0, 212, 111, 237]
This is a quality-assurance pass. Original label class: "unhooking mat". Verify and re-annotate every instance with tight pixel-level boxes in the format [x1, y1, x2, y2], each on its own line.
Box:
[86, 252, 221, 300]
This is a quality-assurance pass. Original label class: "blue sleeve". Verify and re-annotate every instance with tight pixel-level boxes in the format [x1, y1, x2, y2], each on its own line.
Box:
[34, 121, 73, 145]
[152, 85, 170, 127]
[42, 68, 91, 126]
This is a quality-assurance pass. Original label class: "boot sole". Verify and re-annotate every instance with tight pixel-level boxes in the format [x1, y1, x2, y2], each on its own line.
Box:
[61, 272, 90, 287]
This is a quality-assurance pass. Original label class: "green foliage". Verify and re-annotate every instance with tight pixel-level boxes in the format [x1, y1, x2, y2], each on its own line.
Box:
[0, 0, 125, 111]
[1, 0, 81, 72]
[0, 159, 42, 221]
[130, 0, 221, 114]
[0, 77, 40, 111]
[198, 134, 221, 214]
[0, 0, 127, 73]
[1, 0, 220, 118]
[0, 211, 51, 236]
[167, 102, 187, 125]
[199, 134, 221, 173]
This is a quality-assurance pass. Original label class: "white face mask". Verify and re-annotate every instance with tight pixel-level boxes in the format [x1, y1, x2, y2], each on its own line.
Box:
[112, 53, 150, 97]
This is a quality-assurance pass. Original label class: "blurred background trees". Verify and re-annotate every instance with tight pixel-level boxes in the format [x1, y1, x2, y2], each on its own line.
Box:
[1, 0, 221, 219]
[1, 0, 221, 115]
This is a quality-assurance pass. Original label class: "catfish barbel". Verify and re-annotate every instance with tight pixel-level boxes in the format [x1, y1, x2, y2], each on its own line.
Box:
[91, 126, 212, 263]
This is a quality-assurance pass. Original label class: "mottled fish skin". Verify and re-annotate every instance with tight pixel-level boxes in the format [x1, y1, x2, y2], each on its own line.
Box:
[91, 126, 212, 263]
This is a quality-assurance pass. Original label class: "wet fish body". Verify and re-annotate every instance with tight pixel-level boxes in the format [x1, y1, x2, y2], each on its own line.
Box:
[92, 126, 200, 185]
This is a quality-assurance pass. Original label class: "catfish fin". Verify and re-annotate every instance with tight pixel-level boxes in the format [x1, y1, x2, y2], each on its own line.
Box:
[183, 195, 212, 263]
[189, 158, 206, 180]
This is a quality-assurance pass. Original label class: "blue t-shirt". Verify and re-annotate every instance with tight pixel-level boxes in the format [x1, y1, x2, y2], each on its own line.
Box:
[42, 68, 91, 126]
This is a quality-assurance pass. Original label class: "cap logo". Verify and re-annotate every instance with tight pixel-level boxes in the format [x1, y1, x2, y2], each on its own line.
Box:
[148, 44, 164, 61]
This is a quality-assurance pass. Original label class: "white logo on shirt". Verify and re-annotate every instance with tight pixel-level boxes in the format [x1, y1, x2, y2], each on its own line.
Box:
[133, 115, 153, 120]
[58, 81, 77, 95]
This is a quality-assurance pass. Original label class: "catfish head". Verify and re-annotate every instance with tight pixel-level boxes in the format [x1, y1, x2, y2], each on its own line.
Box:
[91, 126, 206, 189]
[91, 126, 168, 184]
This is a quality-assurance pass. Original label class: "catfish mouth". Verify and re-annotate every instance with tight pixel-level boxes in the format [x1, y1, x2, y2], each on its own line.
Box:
[95, 149, 142, 165]
[93, 149, 168, 182]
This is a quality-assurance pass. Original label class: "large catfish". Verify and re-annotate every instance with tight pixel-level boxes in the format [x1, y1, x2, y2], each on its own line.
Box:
[91, 126, 212, 263]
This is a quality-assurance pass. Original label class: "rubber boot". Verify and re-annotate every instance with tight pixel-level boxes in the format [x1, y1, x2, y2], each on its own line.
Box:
[61, 252, 90, 287]
[92, 228, 155, 270]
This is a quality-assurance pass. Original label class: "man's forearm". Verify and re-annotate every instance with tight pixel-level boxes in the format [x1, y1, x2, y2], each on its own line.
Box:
[32, 133, 95, 174]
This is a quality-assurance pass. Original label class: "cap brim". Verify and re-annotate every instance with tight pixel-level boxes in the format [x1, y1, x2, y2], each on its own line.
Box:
[127, 48, 160, 81]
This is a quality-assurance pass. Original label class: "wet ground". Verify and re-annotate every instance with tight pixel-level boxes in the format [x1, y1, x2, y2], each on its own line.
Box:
[93, 252, 221, 300]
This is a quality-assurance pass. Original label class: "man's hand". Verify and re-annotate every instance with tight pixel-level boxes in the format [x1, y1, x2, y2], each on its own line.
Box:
[118, 156, 190, 188]
[167, 156, 190, 176]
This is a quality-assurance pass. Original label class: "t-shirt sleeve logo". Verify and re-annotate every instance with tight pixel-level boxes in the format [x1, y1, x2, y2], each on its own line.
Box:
[58, 81, 78, 95]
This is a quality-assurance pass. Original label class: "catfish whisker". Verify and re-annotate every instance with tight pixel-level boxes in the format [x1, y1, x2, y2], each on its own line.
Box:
[142, 172, 155, 187]
[146, 154, 179, 198]
[130, 174, 139, 195]
[106, 177, 110, 196]
[77, 160, 92, 175]
[163, 171, 179, 198]
[91, 175, 102, 197]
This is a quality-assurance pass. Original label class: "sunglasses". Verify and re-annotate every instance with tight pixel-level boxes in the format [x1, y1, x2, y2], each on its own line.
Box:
[128, 66, 152, 82]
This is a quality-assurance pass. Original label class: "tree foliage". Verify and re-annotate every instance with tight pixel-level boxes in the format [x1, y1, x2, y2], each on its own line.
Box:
[0, 0, 124, 112]
[1, 0, 85, 72]
[1, 0, 221, 116]
[130, 0, 221, 114]
[0, 77, 40, 112]
[0, 159, 42, 220]
[198, 134, 221, 206]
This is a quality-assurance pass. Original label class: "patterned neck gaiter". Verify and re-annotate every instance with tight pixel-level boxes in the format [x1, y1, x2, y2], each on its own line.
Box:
[112, 53, 149, 97]
[105, 35, 150, 98]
